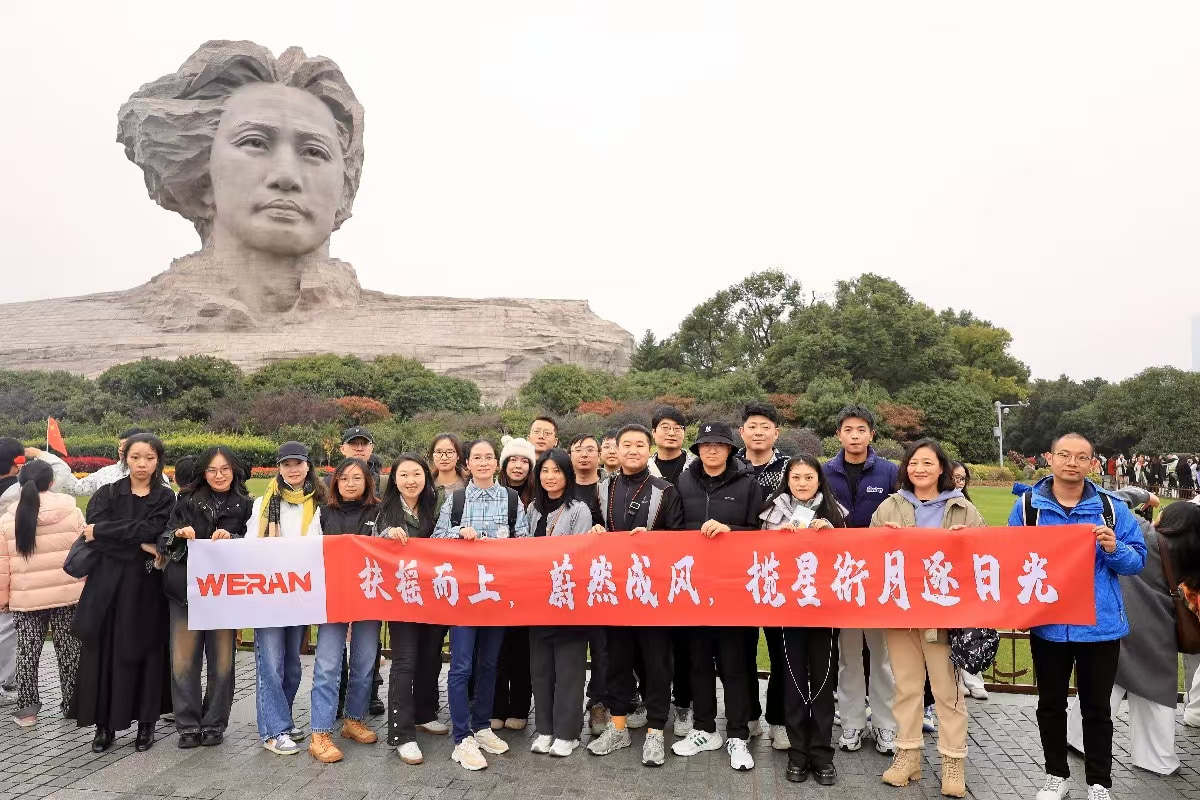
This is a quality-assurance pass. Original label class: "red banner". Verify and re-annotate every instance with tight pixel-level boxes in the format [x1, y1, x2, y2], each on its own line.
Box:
[316, 527, 1095, 628]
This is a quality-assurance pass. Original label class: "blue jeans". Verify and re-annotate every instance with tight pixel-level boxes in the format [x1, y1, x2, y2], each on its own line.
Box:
[255, 626, 305, 740]
[448, 626, 505, 743]
[311, 620, 382, 733]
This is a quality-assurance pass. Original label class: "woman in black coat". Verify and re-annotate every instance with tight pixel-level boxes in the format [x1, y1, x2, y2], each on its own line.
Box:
[71, 433, 176, 753]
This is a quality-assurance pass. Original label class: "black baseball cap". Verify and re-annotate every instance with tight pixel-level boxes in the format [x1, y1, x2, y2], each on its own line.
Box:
[276, 441, 310, 464]
[689, 422, 738, 455]
[341, 426, 374, 445]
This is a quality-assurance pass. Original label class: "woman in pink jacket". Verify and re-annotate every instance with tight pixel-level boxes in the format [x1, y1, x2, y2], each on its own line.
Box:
[0, 460, 85, 727]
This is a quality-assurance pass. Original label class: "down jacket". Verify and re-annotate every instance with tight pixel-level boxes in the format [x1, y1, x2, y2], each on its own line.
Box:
[0, 491, 86, 611]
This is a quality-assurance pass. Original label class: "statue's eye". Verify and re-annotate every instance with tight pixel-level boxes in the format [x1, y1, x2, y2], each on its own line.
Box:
[301, 145, 331, 161]
[237, 136, 268, 150]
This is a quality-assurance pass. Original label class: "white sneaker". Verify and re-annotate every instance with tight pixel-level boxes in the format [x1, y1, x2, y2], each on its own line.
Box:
[626, 705, 648, 729]
[671, 729, 723, 756]
[473, 727, 510, 754]
[451, 737, 487, 770]
[833, 707, 841, 726]
[288, 726, 308, 741]
[642, 729, 665, 766]
[416, 719, 449, 735]
[549, 738, 579, 757]
[672, 705, 692, 737]
[531, 734, 553, 754]
[873, 727, 897, 755]
[747, 718, 764, 738]
[969, 686, 989, 700]
[587, 722, 631, 756]
[727, 737, 754, 771]
[0, 686, 17, 705]
[397, 741, 423, 764]
[838, 727, 864, 752]
[769, 724, 790, 751]
[1086, 786, 1109, 800]
[263, 733, 300, 755]
[1035, 774, 1069, 800]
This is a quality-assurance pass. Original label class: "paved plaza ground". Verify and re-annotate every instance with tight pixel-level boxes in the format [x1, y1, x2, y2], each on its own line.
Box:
[1, 649, 1198, 800]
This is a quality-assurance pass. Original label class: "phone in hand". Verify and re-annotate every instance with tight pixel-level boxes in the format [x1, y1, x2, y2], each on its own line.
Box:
[788, 505, 816, 529]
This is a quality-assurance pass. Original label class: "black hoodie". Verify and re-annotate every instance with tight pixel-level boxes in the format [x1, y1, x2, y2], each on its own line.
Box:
[677, 456, 763, 530]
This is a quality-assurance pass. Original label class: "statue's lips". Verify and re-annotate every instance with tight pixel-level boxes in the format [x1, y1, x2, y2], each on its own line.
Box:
[259, 200, 309, 219]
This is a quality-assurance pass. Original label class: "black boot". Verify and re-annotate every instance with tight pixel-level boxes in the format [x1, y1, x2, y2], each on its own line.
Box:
[92, 726, 114, 753]
[135, 721, 155, 752]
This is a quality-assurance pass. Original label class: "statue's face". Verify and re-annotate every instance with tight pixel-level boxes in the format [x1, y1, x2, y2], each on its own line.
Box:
[208, 83, 343, 256]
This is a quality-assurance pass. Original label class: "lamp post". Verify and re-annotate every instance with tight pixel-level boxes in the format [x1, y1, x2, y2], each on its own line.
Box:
[994, 400, 1029, 468]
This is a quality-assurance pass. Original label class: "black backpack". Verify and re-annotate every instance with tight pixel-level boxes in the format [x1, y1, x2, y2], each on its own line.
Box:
[449, 487, 519, 531]
[1021, 489, 1115, 529]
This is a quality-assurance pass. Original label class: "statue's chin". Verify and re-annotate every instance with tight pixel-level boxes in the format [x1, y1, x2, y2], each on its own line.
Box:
[231, 223, 329, 259]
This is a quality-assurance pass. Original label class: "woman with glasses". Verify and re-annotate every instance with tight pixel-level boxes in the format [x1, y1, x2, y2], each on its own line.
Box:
[428, 434, 468, 492]
[948, 462, 990, 702]
[158, 446, 252, 748]
[433, 439, 529, 771]
[305, 458, 383, 763]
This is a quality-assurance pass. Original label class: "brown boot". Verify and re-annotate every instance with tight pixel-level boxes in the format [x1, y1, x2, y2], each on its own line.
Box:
[340, 719, 378, 744]
[309, 733, 343, 763]
[940, 756, 966, 798]
[881, 747, 922, 787]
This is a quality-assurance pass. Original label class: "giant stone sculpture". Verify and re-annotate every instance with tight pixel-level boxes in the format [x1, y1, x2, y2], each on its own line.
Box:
[0, 41, 632, 401]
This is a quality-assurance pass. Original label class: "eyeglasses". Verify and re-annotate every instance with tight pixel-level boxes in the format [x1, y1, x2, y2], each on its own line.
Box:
[656, 424, 684, 434]
[1053, 452, 1094, 465]
[530, 428, 556, 437]
[337, 475, 365, 483]
[205, 466, 232, 476]
[470, 455, 497, 462]
[432, 450, 458, 458]
[571, 447, 598, 455]
[953, 475, 967, 484]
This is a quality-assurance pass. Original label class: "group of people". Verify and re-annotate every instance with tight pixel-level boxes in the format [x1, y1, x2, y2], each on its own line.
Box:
[3, 405, 1200, 800]
[1106, 452, 1198, 493]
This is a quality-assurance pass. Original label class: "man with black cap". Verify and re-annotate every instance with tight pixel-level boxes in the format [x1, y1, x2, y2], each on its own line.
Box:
[670, 422, 764, 771]
[338, 427, 383, 487]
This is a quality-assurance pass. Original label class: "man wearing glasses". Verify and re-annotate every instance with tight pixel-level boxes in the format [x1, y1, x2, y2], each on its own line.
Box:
[1011, 433, 1146, 800]
[528, 418, 559, 458]
[647, 406, 695, 486]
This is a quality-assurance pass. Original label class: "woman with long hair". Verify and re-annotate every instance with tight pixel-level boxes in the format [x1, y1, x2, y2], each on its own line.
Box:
[247, 441, 328, 756]
[376, 453, 450, 764]
[72, 433, 175, 752]
[0, 460, 85, 727]
[305, 458, 383, 764]
[875, 439, 985, 798]
[948, 461, 988, 703]
[158, 447, 252, 748]
[762, 454, 845, 787]
[428, 434, 468, 492]
[526, 449, 596, 758]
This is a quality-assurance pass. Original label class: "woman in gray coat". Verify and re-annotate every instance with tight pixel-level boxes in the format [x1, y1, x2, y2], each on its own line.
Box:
[524, 449, 602, 758]
[1066, 488, 1182, 775]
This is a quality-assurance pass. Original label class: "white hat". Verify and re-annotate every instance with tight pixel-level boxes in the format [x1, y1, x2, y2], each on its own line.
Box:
[499, 435, 537, 467]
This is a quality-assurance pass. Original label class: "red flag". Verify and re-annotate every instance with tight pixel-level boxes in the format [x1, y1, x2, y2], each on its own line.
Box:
[47, 417, 68, 456]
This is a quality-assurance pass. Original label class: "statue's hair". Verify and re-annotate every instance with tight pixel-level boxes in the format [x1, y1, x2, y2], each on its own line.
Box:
[117, 40, 365, 244]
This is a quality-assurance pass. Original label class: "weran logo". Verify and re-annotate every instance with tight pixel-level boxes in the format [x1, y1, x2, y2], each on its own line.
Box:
[195, 572, 313, 597]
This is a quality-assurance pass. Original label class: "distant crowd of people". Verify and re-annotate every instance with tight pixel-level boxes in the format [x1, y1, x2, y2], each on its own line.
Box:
[3, 404, 1200, 800]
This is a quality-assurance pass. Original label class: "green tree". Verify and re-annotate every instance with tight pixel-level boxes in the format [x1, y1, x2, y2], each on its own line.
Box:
[674, 290, 741, 376]
[0, 370, 106, 423]
[629, 330, 682, 372]
[369, 356, 480, 418]
[1005, 376, 1105, 455]
[518, 364, 610, 416]
[897, 380, 995, 463]
[249, 354, 374, 398]
[1060, 367, 1200, 453]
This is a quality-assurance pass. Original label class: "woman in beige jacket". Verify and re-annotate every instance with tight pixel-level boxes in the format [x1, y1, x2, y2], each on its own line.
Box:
[0, 460, 85, 726]
[870, 438, 986, 799]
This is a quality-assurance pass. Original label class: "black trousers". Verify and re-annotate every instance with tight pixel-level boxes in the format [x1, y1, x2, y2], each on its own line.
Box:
[387, 622, 448, 746]
[671, 628, 692, 708]
[530, 627, 588, 740]
[604, 626, 672, 730]
[690, 626, 753, 740]
[492, 626, 532, 720]
[1030, 636, 1121, 789]
[586, 628, 607, 708]
[782, 627, 836, 771]
[752, 627, 785, 725]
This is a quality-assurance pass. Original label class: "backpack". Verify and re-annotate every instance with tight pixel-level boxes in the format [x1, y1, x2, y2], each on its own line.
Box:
[1022, 489, 1115, 529]
[449, 487, 519, 531]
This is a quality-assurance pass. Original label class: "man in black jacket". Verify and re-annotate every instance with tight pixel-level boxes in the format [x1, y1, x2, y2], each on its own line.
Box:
[670, 422, 763, 771]
[588, 424, 684, 768]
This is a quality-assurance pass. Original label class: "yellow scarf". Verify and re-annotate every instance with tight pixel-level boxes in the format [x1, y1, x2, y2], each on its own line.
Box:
[258, 478, 318, 537]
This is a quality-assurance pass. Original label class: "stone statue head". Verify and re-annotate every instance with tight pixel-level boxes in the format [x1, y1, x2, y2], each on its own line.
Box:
[117, 40, 365, 256]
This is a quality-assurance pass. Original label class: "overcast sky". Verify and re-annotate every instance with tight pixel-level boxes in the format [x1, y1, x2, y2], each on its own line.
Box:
[5, 2, 1198, 383]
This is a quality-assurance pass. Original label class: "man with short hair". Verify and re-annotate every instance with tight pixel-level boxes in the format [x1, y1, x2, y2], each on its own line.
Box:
[822, 406, 900, 755]
[528, 417, 559, 457]
[736, 402, 791, 746]
[1015, 433, 1146, 800]
[671, 422, 763, 771]
[588, 424, 684, 767]
[648, 406, 695, 485]
[338, 426, 383, 485]
[599, 430, 621, 480]
[569, 433, 611, 733]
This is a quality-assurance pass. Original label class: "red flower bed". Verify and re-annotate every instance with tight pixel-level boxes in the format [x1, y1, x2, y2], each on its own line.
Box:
[64, 456, 117, 474]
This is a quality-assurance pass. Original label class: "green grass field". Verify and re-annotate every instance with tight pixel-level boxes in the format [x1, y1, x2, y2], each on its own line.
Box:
[74, 480, 1189, 689]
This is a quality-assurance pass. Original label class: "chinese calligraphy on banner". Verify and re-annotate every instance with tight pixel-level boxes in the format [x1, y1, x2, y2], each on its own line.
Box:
[186, 527, 1096, 631]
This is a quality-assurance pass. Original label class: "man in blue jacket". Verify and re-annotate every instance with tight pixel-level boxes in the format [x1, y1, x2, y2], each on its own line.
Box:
[1009, 433, 1145, 800]
[822, 406, 901, 754]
